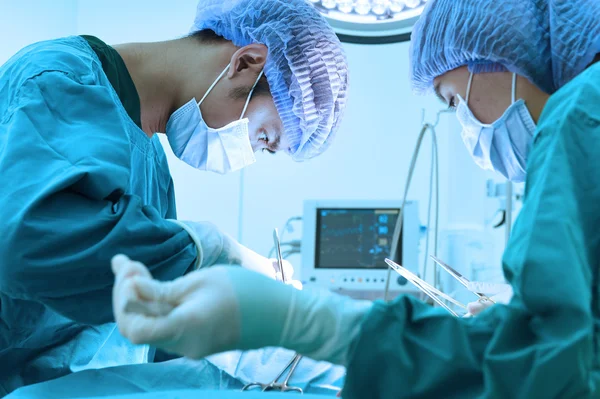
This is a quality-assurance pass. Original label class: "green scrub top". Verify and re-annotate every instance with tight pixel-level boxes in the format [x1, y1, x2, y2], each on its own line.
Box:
[0, 36, 201, 395]
[344, 64, 600, 398]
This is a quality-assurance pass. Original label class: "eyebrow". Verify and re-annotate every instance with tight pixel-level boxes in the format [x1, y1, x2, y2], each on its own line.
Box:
[269, 133, 281, 153]
[434, 82, 447, 105]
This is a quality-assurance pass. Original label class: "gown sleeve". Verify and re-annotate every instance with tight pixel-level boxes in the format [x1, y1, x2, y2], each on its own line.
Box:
[343, 67, 600, 398]
[0, 70, 198, 324]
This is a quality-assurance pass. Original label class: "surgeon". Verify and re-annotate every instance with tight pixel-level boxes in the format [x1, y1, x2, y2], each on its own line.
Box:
[0, 0, 348, 395]
[112, 0, 600, 398]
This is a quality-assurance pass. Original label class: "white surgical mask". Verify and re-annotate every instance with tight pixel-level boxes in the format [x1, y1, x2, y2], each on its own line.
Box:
[166, 64, 263, 174]
[456, 73, 537, 182]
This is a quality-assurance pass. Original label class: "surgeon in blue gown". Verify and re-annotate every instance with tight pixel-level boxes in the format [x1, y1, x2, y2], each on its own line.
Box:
[111, 0, 600, 398]
[0, 0, 348, 395]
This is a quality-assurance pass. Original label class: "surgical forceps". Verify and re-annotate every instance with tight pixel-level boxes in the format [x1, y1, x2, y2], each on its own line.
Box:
[241, 228, 304, 394]
[429, 256, 495, 304]
[241, 352, 303, 393]
[385, 258, 493, 317]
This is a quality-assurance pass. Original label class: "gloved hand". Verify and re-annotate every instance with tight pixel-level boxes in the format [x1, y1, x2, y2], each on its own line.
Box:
[465, 282, 514, 316]
[111, 255, 370, 366]
[169, 220, 299, 286]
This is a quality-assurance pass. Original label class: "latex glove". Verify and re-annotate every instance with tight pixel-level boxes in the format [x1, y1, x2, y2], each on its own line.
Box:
[111, 255, 369, 366]
[169, 220, 300, 287]
[465, 282, 514, 316]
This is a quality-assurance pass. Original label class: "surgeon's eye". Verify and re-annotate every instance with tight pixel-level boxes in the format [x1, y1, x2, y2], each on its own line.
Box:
[258, 131, 275, 154]
[448, 96, 457, 111]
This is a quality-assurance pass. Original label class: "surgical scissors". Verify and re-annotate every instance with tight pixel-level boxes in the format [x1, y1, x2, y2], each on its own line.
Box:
[241, 229, 303, 394]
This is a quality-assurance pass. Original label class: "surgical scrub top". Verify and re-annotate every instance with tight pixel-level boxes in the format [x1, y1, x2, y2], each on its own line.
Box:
[343, 64, 600, 398]
[0, 36, 198, 395]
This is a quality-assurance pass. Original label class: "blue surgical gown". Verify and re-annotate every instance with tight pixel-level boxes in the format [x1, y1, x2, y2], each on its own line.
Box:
[0, 36, 198, 395]
[343, 65, 600, 398]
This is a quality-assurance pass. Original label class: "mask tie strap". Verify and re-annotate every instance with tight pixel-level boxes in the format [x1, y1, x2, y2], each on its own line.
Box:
[466, 72, 474, 104]
[240, 70, 265, 119]
[198, 63, 232, 106]
[511, 73, 517, 104]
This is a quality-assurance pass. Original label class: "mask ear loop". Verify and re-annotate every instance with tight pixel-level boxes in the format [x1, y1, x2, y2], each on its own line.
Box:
[466, 72, 474, 104]
[239, 70, 265, 119]
[198, 63, 232, 106]
[511, 73, 517, 104]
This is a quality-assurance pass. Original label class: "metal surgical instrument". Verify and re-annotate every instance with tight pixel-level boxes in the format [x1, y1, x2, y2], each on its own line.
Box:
[274, 228, 286, 282]
[385, 258, 464, 316]
[241, 228, 303, 394]
[241, 353, 304, 393]
[429, 255, 495, 304]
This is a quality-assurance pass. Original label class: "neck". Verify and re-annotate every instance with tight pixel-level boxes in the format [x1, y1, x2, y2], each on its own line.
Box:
[114, 37, 236, 137]
[516, 75, 549, 124]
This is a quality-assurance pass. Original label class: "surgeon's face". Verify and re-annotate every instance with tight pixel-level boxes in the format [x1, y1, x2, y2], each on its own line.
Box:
[433, 66, 514, 124]
[433, 66, 548, 124]
[200, 90, 287, 155]
[198, 43, 289, 155]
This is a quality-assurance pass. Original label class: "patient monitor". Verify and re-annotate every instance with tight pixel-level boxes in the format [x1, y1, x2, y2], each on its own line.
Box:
[302, 200, 419, 295]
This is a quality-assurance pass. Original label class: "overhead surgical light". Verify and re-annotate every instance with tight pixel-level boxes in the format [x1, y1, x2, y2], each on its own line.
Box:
[309, 0, 427, 43]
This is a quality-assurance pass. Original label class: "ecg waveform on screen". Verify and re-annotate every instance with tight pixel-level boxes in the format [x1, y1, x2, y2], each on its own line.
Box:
[320, 225, 364, 238]
[316, 209, 399, 269]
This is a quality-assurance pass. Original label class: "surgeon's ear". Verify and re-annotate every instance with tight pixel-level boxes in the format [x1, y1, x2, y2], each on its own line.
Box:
[228, 43, 267, 78]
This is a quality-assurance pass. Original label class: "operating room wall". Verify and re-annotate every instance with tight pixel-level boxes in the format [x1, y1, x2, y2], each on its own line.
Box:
[70, 0, 505, 282]
[0, 1, 78, 65]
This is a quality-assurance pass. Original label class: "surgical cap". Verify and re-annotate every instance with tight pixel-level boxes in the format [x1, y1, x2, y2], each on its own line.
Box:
[410, 0, 600, 95]
[192, 0, 349, 161]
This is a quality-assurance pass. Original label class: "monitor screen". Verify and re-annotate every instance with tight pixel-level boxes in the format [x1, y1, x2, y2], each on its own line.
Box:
[315, 208, 401, 269]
